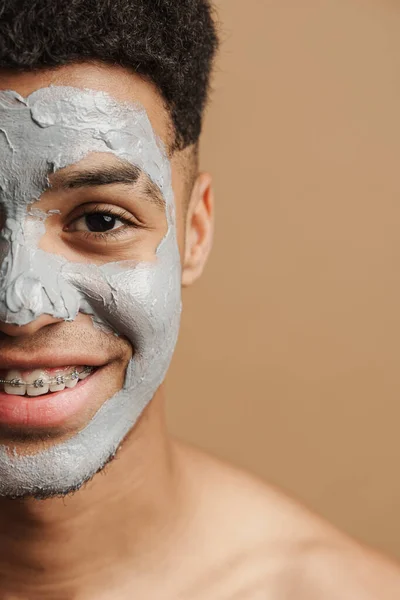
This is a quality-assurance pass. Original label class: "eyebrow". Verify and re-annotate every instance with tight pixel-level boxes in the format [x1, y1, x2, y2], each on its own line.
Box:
[51, 162, 165, 210]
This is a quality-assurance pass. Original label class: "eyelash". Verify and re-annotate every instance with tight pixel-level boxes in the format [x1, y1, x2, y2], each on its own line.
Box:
[68, 205, 139, 242]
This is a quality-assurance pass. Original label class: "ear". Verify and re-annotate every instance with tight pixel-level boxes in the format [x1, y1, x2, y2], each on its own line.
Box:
[181, 172, 214, 287]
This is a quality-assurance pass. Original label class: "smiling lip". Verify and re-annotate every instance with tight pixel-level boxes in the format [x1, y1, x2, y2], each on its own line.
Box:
[0, 354, 106, 372]
[0, 367, 103, 429]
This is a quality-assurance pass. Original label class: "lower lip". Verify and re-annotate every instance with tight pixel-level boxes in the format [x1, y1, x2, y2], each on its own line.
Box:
[0, 369, 102, 429]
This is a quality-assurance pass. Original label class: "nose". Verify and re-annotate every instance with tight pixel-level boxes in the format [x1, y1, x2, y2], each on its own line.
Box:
[0, 315, 64, 337]
[0, 218, 81, 329]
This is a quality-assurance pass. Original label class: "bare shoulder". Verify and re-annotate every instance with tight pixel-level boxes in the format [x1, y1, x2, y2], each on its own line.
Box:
[174, 441, 400, 599]
[293, 539, 400, 600]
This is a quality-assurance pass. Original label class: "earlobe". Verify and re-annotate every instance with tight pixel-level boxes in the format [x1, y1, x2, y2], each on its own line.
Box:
[181, 172, 214, 287]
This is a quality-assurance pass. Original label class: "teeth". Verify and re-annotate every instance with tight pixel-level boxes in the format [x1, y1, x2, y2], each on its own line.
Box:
[4, 370, 26, 396]
[78, 370, 91, 380]
[65, 377, 79, 388]
[25, 370, 50, 397]
[50, 374, 66, 393]
[1, 367, 94, 396]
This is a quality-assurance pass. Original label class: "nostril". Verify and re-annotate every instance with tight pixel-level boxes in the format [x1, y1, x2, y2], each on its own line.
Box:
[5, 274, 44, 314]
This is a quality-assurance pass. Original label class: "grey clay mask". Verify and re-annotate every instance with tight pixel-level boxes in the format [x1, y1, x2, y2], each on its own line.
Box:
[0, 86, 182, 497]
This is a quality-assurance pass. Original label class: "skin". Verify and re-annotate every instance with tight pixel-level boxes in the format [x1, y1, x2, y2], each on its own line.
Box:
[0, 62, 399, 600]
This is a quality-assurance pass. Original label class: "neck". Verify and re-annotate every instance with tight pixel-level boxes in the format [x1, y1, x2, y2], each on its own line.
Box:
[0, 388, 185, 599]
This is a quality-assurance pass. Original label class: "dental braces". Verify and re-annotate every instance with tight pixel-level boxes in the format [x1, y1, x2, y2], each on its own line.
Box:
[0, 366, 95, 388]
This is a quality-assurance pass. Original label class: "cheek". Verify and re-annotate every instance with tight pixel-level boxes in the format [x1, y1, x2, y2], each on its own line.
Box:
[62, 236, 182, 344]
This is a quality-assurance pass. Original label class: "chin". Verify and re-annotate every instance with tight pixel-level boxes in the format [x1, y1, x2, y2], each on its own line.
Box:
[4, 451, 117, 501]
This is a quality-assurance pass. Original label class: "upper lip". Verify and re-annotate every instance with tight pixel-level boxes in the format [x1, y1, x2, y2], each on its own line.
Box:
[0, 354, 106, 371]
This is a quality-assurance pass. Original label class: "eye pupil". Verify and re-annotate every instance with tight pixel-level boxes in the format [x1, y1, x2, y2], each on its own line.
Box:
[85, 214, 116, 232]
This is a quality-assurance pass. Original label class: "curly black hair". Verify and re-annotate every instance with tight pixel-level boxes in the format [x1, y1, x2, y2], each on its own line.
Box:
[0, 0, 219, 150]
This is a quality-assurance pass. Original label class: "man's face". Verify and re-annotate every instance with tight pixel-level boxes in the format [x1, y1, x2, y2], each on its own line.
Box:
[0, 64, 198, 498]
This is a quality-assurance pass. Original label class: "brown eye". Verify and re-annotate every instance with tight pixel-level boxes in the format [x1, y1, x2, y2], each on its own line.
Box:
[84, 213, 120, 232]
[68, 211, 127, 234]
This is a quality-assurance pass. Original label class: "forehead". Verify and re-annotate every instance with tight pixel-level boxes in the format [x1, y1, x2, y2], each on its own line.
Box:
[0, 63, 171, 146]
[0, 86, 173, 212]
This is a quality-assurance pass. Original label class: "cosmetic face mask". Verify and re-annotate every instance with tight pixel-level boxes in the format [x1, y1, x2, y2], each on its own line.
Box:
[0, 86, 182, 497]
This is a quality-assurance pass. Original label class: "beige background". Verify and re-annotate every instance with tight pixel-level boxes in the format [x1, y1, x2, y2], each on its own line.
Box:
[167, 0, 400, 560]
